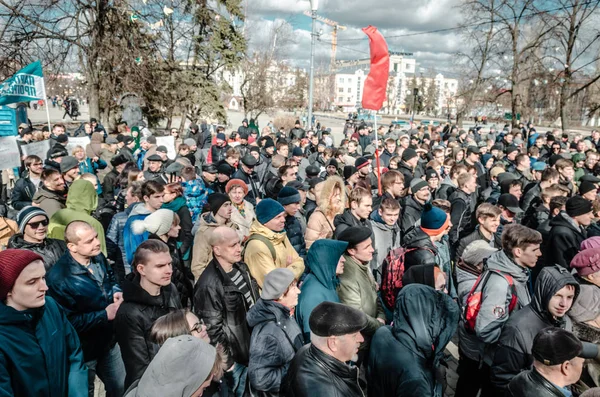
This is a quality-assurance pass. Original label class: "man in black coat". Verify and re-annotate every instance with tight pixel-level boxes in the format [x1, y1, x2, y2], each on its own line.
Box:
[193, 226, 259, 396]
[449, 173, 477, 249]
[400, 178, 431, 240]
[115, 240, 182, 390]
[284, 301, 367, 397]
[546, 196, 592, 269]
[397, 147, 419, 186]
[403, 203, 450, 270]
[278, 186, 307, 258]
[102, 153, 128, 202]
[45, 221, 125, 396]
[11, 155, 43, 210]
[333, 186, 373, 239]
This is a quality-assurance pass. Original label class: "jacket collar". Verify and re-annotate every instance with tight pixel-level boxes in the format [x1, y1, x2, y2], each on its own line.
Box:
[309, 344, 359, 380]
[63, 251, 97, 275]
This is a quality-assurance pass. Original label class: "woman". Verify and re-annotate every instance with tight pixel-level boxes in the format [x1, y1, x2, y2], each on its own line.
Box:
[388, 156, 400, 170]
[226, 179, 255, 241]
[112, 162, 139, 211]
[453, 148, 465, 163]
[305, 176, 345, 248]
[132, 209, 194, 308]
[72, 145, 107, 195]
[85, 132, 112, 183]
[150, 309, 210, 344]
[162, 183, 194, 259]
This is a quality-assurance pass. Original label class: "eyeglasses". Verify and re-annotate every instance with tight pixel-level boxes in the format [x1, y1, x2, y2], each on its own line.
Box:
[192, 319, 211, 333]
[28, 220, 49, 229]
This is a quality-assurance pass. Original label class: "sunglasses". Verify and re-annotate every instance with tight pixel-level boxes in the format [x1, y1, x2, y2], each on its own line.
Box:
[28, 219, 49, 229]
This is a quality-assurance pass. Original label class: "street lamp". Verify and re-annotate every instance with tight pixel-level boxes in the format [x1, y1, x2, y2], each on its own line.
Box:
[307, 0, 318, 131]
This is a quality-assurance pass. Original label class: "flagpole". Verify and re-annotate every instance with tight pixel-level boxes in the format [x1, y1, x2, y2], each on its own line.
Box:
[40, 76, 52, 132]
[373, 110, 382, 196]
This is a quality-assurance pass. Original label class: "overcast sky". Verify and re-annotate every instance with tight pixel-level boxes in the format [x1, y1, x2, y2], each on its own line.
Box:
[243, 0, 465, 77]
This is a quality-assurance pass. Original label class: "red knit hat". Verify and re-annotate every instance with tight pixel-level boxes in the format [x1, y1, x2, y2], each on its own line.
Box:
[0, 249, 44, 299]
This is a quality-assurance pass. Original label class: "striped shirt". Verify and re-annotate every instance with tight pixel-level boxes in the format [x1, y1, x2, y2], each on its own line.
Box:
[228, 268, 254, 308]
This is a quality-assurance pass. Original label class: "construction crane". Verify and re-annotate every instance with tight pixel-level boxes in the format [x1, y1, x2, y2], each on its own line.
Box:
[303, 10, 346, 70]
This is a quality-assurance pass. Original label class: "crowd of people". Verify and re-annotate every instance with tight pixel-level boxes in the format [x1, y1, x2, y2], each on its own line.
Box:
[4, 117, 600, 397]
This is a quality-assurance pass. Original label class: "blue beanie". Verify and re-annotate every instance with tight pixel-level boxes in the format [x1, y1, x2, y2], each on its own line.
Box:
[277, 187, 301, 206]
[256, 198, 285, 224]
[420, 203, 449, 236]
[481, 153, 493, 166]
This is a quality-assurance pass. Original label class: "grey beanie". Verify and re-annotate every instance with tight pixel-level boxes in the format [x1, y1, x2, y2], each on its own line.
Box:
[261, 268, 296, 300]
[60, 156, 79, 173]
[132, 209, 174, 236]
[461, 240, 498, 266]
[569, 284, 600, 323]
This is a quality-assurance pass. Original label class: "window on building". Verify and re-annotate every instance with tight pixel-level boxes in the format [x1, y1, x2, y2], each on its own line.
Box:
[405, 64, 410, 70]
[347, 97, 352, 102]
[347, 87, 352, 93]
[339, 77, 344, 83]
[338, 97, 344, 102]
[339, 87, 344, 93]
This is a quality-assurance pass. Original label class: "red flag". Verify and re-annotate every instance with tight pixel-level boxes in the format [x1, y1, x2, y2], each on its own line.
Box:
[361, 26, 389, 111]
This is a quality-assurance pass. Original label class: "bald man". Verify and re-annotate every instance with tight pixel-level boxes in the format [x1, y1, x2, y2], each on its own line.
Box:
[193, 226, 259, 395]
[46, 220, 125, 396]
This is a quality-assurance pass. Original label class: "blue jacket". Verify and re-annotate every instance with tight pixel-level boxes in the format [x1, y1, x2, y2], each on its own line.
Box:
[182, 179, 212, 224]
[0, 297, 88, 397]
[122, 205, 152, 265]
[296, 239, 348, 342]
[77, 157, 107, 195]
[107, 204, 136, 270]
[46, 251, 121, 362]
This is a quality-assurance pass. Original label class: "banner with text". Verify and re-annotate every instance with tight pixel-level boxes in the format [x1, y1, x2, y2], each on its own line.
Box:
[0, 137, 22, 170]
[21, 140, 51, 160]
[0, 61, 46, 106]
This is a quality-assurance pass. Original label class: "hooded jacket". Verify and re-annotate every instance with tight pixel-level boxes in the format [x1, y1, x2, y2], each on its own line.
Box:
[400, 195, 424, 240]
[7, 233, 67, 270]
[191, 212, 239, 280]
[123, 204, 154, 266]
[48, 179, 107, 256]
[490, 265, 579, 395]
[522, 203, 550, 231]
[115, 274, 182, 390]
[246, 299, 304, 394]
[449, 188, 475, 246]
[472, 250, 533, 365]
[333, 208, 372, 239]
[193, 258, 259, 368]
[370, 212, 401, 278]
[32, 185, 66, 218]
[402, 227, 438, 271]
[0, 297, 88, 397]
[107, 204, 136, 269]
[296, 240, 348, 341]
[367, 284, 459, 397]
[10, 176, 37, 210]
[546, 211, 587, 268]
[436, 176, 457, 201]
[244, 220, 305, 288]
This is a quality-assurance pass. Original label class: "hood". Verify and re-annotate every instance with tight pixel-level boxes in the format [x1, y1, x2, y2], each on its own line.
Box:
[8, 233, 47, 250]
[246, 298, 290, 328]
[305, 239, 348, 290]
[403, 265, 435, 289]
[65, 179, 98, 214]
[0, 300, 44, 326]
[531, 265, 580, 322]
[200, 212, 221, 228]
[441, 175, 457, 188]
[121, 273, 174, 307]
[182, 179, 208, 198]
[370, 211, 398, 232]
[404, 227, 436, 251]
[392, 284, 459, 366]
[249, 220, 287, 244]
[129, 202, 152, 217]
[485, 250, 530, 283]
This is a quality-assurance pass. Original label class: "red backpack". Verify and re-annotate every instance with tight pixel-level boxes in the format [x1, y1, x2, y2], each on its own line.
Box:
[380, 246, 431, 310]
[463, 270, 518, 334]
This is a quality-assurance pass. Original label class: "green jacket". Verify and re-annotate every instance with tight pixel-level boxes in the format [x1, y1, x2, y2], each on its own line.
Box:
[337, 254, 384, 338]
[48, 179, 107, 255]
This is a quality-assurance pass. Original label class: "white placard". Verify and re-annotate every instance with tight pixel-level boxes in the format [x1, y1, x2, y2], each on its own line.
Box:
[21, 140, 51, 160]
[0, 136, 22, 170]
[66, 136, 91, 155]
[156, 136, 176, 159]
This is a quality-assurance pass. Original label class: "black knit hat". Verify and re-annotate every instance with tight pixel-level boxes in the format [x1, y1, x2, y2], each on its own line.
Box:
[579, 181, 597, 196]
[309, 301, 368, 337]
[207, 193, 230, 215]
[344, 165, 358, 180]
[110, 153, 129, 168]
[401, 148, 418, 162]
[355, 157, 369, 170]
[566, 196, 593, 217]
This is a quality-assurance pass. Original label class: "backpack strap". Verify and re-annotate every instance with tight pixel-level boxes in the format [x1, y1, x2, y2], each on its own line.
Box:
[246, 234, 276, 261]
[487, 270, 519, 312]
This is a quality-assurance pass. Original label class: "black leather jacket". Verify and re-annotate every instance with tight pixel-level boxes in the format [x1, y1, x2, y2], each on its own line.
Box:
[507, 367, 568, 397]
[193, 258, 259, 368]
[7, 234, 67, 270]
[284, 344, 364, 397]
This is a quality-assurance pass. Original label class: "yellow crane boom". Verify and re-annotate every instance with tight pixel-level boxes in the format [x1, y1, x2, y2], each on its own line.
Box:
[303, 10, 346, 70]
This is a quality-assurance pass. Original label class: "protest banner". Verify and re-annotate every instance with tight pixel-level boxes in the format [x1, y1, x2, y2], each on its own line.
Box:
[21, 140, 51, 160]
[0, 136, 22, 170]
[66, 136, 91, 154]
[156, 136, 176, 159]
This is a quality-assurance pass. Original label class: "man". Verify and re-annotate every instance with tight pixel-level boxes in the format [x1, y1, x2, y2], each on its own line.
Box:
[503, 145, 520, 172]
[11, 155, 43, 210]
[142, 135, 158, 170]
[32, 168, 67, 217]
[102, 153, 128, 202]
[457, 224, 542, 396]
[401, 178, 431, 239]
[465, 145, 485, 178]
[546, 196, 592, 269]
[397, 147, 420, 185]
[370, 197, 401, 280]
[372, 170, 404, 210]
[455, 203, 502, 261]
[284, 301, 367, 397]
[523, 185, 566, 231]
[200, 163, 218, 186]
[44, 144, 69, 171]
[496, 193, 524, 239]
[107, 182, 143, 271]
[507, 328, 598, 396]
[368, 284, 459, 397]
[143, 154, 168, 185]
[115, 239, 182, 389]
[336, 226, 384, 362]
[522, 167, 560, 212]
[0, 249, 88, 397]
[449, 172, 477, 249]
[290, 120, 306, 140]
[333, 186, 373, 239]
[233, 154, 261, 206]
[555, 158, 576, 195]
[8, 206, 67, 270]
[491, 265, 579, 394]
[118, 136, 136, 162]
[278, 186, 307, 258]
[244, 198, 305, 288]
[379, 138, 396, 167]
[210, 132, 230, 164]
[512, 153, 533, 186]
[46, 221, 125, 396]
[438, 163, 469, 200]
[354, 157, 373, 194]
[60, 156, 80, 187]
[48, 178, 107, 255]
[211, 162, 234, 193]
[403, 202, 450, 270]
[194, 226, 259, 397]
[191, 193, 238, 279]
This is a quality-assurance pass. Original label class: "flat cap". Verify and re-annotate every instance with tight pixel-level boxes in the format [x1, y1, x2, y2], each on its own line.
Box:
[241, 154, 257, 167]
[202, 164, 218, 174]
[305, 164, 320, 177]
[146, 154, 163, 162]
[309, 301, 368, 337]
[337, 226, 372, 247]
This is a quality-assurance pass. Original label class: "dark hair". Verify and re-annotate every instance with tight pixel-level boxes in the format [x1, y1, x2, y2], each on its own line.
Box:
[116, 162, 139, 189]
[141, 180, 165, 199]
[181, 166, 196, 181]
[278, 165, 294, 178]
[380, 197, 400, 211]
[502, 224, 542, 253]
[541, 168, 559, 182]
[131, 239, 170, 273]
[150, 309, 192, 345]
[449, 163, 468, 179]
[128, 181, 144, 201]
[432, 199, 451, 213]
[24, 155, 42, 168]
[41, 168, 61, 181]
[550, 196, 568, 214]
[165, 182, 183, 197]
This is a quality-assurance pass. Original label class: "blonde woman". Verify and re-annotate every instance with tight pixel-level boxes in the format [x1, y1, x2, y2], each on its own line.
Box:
[305, 176, 346, 248]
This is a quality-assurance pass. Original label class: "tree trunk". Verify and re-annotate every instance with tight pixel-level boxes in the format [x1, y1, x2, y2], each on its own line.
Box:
[511, 89, 519, 128]
[88, 81, 101, 122]
[179, 109, 187, 133]
[166, 106, 174, 129]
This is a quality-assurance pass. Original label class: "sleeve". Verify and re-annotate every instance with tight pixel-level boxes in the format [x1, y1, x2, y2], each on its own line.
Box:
[396, 379, 433, 397]
[490, 335, 528, 394]
[10, 180, 31, 210]
[0, 351, 14, 397]
[548, 233, 576, 268]
[304, 212, 323, 249]
[474, 276, 511, 344]
[115, 311, 151, 386]
[337, 280, 381, 336]
[61, 305, 88, 397]
[106, 216, 119, 246]
[191, 231, 211, 280]
[102, 175, 115, 202]
[244, 242, 277, 288]
[177, 207, 194, 258]
[449, 198, 467, 245]
[332, 222, 348, 240]
[248, 332, 287, 392]
[193, 286, 233, 368]
[284, 237, 305, 280]
[95, 158, 107, 170]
